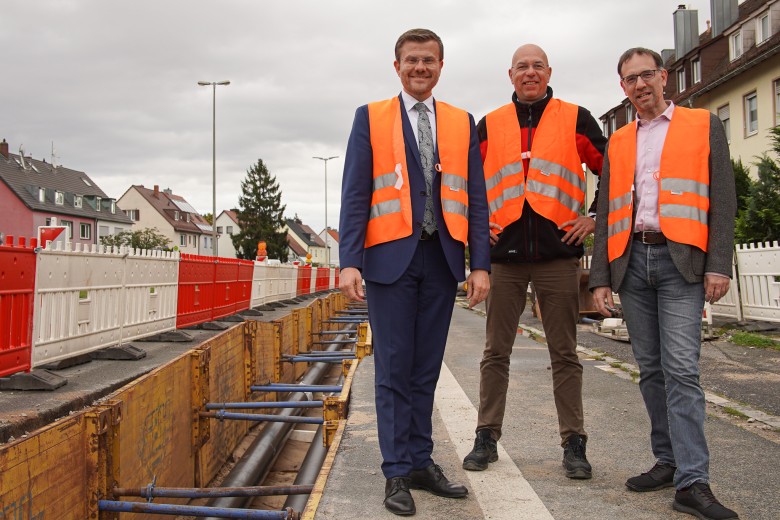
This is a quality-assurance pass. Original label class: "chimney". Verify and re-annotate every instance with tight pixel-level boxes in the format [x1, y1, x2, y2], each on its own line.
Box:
[153, 185, 160, 198]
[0, 139, 8, 159]
[673, 5, 699, 59]
[710, 0, 738, 38]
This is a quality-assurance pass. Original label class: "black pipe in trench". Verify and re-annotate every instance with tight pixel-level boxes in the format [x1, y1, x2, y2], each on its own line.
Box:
[202, 335, 349, 519]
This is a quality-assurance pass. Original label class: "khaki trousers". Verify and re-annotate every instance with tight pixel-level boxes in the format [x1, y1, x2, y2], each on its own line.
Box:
[477, 258, 586, 446]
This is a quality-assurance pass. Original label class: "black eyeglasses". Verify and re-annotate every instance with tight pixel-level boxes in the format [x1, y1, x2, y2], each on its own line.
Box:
[621, 69, 661, 86]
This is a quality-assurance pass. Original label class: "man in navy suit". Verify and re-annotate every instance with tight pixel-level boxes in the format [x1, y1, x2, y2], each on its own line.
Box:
[339, 28, 491, 516]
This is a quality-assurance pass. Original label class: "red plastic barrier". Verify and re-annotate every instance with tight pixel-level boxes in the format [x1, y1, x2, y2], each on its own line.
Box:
[316, 268, 329, 292]
[213, 257, 239, 320]
[0, 236, 38, 377]
[236, 260, 254, 313]
[176, 254, 216, 328]
[297, 266, 312, 296]
[334, 268, 340, 290]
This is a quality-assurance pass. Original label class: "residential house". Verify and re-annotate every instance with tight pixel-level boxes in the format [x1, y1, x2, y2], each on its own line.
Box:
[600, 0, 780, 178]
[0, 138, 132, 245]
[117, 185, 214, 255]
[215, 209, 240, 258]
[318, 227, 340, 267]
[283, 217, 328, 265]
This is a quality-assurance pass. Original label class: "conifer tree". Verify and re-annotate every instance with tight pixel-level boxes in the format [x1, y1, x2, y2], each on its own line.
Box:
[232, 159, 288, 260]
[735, 126, 780, 243]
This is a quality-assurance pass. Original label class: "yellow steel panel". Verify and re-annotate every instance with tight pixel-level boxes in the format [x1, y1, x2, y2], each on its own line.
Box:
[197, 326, 249, 486]
[0, 414, 90, 519]
[108, 351, 195, 495]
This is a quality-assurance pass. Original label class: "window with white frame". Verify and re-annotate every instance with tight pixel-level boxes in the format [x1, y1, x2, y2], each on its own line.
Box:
[125, 209, 139, 221]
[110, 200, 116, 214]
[38, 187, 46, 202]
[80, 223, 91, 240]
[55, 191, 64, 205]
[745, 92, 758, 136]
[677, 68, 686, 93]
[609, 114, 616, 134]
[61, 220, 73, 238]
[602, 120, 609, 136]
[692, 58, 701, 84]
[74, 195, 82, 208]
[758, 12, 770, 44]
[180, 234, 187, 246]
[95, 196, 102, 211]
[775, 79, 780, 126]
[625, 104, 634, 123]
[730, 31, 743, 60]
[174, 210, 179, 221]
[717, 104, 731, 144]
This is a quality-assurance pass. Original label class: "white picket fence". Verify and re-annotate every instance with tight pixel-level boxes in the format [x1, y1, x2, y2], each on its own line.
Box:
[583, 241, 780, 323]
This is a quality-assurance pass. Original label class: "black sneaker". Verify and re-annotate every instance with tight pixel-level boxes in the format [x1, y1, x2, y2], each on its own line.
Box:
[674, 482, 739, 520]
[462, 429, 498, 471]
[562, 434, 592, 479]
[626, 462, 676, 492]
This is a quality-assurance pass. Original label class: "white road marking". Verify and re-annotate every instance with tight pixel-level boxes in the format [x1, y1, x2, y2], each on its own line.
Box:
[436, 362, 555, 520]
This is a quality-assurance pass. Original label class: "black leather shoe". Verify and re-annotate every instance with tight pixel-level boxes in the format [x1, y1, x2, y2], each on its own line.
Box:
[463, 429, 498, 471]
[626, 462, 676, 492]
[673, 482, 739, 519]
[409, 463, 468, 498]
[384, 477, 415, 516]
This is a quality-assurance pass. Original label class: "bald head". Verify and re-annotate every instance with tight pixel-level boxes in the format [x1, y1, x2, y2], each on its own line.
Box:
[511, 44, 549, 67]
[509, 44, 552, 103]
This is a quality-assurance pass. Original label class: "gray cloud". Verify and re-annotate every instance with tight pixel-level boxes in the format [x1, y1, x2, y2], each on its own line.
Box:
[2, 0, 711, 232]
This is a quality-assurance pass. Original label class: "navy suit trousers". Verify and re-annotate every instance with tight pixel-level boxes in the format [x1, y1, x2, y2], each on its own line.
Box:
[366, 238, 457, 478]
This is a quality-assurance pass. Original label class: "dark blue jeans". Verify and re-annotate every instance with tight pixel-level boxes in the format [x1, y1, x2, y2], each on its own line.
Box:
[619, 241, 708, 489]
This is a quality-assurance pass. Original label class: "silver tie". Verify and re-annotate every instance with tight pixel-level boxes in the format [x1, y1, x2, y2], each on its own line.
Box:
[414, 102, 437, 235]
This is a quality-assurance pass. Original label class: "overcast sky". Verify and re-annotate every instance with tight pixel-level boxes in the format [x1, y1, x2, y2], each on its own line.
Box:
[2, 1, 719, 233]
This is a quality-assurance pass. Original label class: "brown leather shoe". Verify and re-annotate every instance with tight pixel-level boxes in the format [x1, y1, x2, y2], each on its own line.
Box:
[409, 463, 468, 498]
[384, 477, 415, 516]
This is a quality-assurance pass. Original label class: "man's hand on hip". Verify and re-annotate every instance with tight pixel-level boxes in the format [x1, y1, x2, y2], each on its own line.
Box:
[339, 267, 365, 302]
[559, 216, 595, 246]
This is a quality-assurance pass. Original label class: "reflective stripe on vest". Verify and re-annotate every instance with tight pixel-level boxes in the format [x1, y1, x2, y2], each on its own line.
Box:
[365, 97, 471, 247]
[483, 99, 584, 231]
[606, 106, 710, 261]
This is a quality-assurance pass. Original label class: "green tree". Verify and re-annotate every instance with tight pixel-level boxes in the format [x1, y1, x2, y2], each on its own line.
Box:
[100, 227, 171, 250]
[735, 126, 780, 243]
[732, 158, 753, 213]
[232, 158, 288, 260]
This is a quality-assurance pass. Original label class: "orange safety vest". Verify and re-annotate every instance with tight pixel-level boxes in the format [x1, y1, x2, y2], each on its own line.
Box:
[483, 99, 584, 231]
[606, 106, 710, 262]
[365, 97, 471, 247]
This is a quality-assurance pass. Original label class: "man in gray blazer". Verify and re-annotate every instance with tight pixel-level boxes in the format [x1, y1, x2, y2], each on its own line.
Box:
[590, 47, 738, 520]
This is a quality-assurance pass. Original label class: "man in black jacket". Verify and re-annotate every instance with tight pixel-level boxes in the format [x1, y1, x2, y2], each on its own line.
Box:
[463, 44, 606, 479]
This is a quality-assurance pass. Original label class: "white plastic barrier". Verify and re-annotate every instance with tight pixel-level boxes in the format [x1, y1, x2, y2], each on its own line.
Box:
[736, 241, 780, 323]
[329, 268, 336, 290]
[32, 243, 179, 367]
[280, 265, 297, 300]
[250, 263, 298, 307]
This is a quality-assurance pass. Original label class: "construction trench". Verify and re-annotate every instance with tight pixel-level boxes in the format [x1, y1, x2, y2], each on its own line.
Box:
[0, 292, 370, 520]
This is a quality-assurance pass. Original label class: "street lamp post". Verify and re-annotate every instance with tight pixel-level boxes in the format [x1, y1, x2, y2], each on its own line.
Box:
[313, 155, 338, 267]
[198, 80, 230, 257]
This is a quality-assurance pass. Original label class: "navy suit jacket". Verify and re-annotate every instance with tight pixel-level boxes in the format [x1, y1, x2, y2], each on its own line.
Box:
[339, 93, 491, 285]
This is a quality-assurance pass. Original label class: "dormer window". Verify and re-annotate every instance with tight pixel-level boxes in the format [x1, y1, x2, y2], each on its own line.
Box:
[74, 195, 83, 208]
[676, 68, 686, 93]
[55, 191, 64, 205]
[692, 58, 701, 84]
[758, 12, 770, 44]
[110, 200, 116, 214]
[38, 188, 45, 202]
[730, 31, 743, 60]
[95, 196, 102, 211]
[174, 210, 180, 221]
[186, 213, 190, 222]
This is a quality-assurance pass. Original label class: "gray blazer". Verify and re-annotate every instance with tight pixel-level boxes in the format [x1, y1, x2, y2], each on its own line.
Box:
[589, 111, 736, 292]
